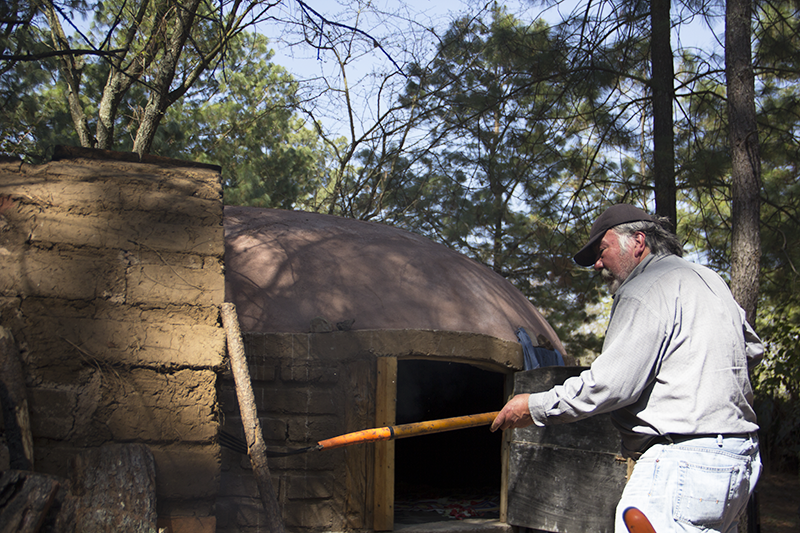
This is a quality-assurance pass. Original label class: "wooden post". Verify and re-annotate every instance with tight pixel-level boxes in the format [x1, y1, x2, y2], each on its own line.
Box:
[373, 356, 397, 531]
[0, 326, 34, 471]
[221, 303, 286, 533]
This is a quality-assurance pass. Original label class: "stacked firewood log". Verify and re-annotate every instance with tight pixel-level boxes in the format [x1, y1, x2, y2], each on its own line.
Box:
[1, 327, 158, 533]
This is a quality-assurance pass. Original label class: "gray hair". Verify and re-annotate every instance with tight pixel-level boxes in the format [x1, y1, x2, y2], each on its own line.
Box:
[614, 216, 684, 257]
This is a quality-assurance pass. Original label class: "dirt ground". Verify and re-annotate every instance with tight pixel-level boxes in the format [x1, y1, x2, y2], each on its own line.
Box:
[758, 471, 799, 532]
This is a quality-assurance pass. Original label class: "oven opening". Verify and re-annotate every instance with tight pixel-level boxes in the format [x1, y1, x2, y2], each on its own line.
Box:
[394, 359, 506, 524]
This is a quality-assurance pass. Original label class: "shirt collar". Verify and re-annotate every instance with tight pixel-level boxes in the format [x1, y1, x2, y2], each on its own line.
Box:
[614, 253, 658, 296]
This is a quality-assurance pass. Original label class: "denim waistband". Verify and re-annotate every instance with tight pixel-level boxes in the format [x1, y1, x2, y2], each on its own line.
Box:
[641, 432, 757, 454]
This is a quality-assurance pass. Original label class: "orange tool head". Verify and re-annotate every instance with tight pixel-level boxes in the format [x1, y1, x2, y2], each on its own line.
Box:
[317, 427, 394, 450]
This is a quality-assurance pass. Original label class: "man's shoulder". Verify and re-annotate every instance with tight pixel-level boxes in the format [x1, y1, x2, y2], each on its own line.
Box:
[632, 254, 725, 293]
[621, 254, 706, 294]
[644, 253, 708, 275]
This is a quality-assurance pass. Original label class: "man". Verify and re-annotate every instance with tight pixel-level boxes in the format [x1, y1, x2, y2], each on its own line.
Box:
[491, 204, 762, 533]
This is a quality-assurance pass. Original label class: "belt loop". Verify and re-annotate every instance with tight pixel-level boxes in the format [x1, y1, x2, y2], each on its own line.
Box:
[626, 458, 636, 482]
[716, 434, 724, 447]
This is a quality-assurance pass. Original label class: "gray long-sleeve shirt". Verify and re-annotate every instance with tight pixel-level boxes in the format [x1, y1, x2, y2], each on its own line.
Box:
[528, 253, 762, 457]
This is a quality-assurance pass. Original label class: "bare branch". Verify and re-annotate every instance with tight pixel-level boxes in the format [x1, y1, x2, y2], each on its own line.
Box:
[295, 0, 406, 77]
[0, 49, 125, 61]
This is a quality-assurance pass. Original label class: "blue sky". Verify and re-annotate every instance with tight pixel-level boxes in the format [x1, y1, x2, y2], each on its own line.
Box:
[265, 0, 723, 139]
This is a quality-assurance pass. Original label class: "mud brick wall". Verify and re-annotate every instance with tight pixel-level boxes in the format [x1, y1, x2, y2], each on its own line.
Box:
[0, 148, 225, 522]
[217, 332, 377, 533]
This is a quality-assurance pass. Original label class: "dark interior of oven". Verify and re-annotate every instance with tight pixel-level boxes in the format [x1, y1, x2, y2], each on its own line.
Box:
[394, 359, 506, 523]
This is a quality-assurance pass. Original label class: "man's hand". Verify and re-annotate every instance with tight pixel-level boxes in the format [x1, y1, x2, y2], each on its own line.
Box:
[490, 394, 534, 432]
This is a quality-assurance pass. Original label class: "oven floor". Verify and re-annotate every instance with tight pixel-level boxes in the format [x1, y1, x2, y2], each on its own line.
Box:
[394, 517, 511, 533]
[394, 485, 501, 525]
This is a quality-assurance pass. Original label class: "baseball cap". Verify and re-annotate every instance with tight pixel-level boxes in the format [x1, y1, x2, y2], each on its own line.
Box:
[573, 204, 655, 266]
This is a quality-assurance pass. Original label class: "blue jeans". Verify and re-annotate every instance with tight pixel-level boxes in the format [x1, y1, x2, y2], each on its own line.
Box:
[615, 434, 761, 533]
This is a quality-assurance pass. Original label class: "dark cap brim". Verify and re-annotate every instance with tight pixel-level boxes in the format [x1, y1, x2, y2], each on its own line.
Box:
[573, 233, 607, 267]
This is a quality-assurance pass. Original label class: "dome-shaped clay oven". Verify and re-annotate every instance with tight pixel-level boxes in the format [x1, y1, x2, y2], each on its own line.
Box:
[224, 206, 565, 357]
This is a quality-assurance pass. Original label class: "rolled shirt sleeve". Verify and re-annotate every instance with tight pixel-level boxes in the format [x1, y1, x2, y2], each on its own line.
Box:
[527, 294, 664, 426]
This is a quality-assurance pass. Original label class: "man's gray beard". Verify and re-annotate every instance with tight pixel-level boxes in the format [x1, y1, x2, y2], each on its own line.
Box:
[601, 268, 623, 294]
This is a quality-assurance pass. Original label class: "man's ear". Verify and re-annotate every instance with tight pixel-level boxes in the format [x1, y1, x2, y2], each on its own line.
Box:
[633, 231, 648, 257]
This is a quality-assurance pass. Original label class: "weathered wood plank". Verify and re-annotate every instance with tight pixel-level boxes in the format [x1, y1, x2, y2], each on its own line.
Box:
[344, 356, 376, 530]
[508, 444, 627, 532]
[499, 371, 514, 524]
[0, 470, 61, 533]
[507, 367, 628, 533]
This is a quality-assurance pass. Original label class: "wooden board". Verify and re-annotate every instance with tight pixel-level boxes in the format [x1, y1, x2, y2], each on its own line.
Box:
[507, 367, 628, 533]
[344, 355, 377, 530]
[372, 356, 397, 531]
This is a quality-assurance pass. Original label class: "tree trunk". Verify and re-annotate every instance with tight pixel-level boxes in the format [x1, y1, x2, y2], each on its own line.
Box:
[43, 3, 93, 148]
[651, 0, 677, 227]
[132, 0, 202, 156]
[726, 0, 761, 324]
[221, 303, 286, 533]
[95, 0, 158, 149]
[95, 77, 124, 150]
[69, 444, 157, 533]
[0, 470, 61, 533]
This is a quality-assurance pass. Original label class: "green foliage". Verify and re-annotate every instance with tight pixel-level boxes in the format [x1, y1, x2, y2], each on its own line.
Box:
[0, 0, 319, 159]
[756, 47, 800, 463]
[4, 1, 800, 432]
[152, 32, 327, 208]
[0, 1, 72, 160]
[754, 300, 800, 470]
[669, 1, 800, 469]
[362, 6, 637, 358]
[1, 1, 328, 208]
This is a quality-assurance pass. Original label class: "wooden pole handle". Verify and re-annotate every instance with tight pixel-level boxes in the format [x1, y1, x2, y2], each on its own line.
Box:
[317, 411, 500, 450]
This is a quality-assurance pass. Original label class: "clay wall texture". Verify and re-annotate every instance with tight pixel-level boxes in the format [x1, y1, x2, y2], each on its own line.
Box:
[217, 332, 378, 532]
[0, 151, 225, 522]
